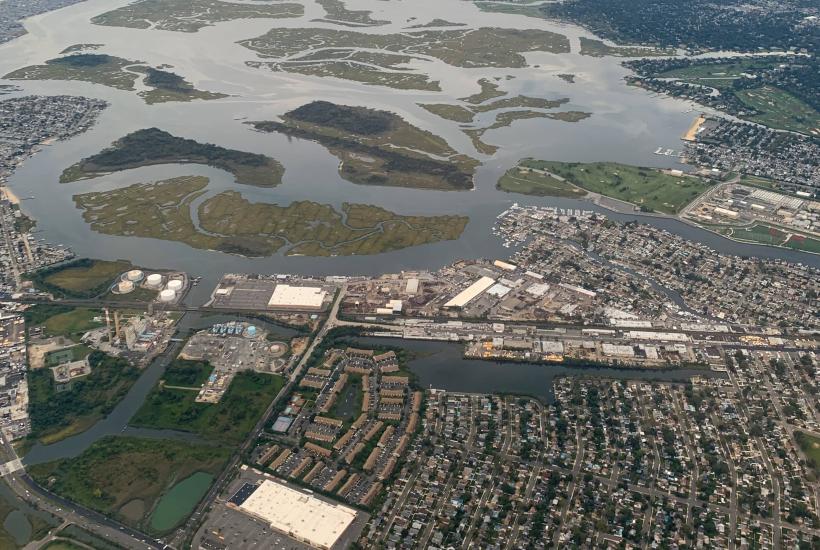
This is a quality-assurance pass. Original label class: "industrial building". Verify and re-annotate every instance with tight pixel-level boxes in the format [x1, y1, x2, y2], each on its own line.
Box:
[443, 276, 496, 309]
[209, 276, 335, 312]
[268, 285, 327, 310]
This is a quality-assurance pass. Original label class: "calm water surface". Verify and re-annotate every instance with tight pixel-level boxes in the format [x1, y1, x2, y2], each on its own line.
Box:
[0, 0, 813, 305]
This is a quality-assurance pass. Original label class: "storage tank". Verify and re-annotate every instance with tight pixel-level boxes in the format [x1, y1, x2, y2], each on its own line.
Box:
[117, 280, 134, 294]
[125, 269, 144, 282]
[166, 279, 183, 292]
[245, 325, 257, 338]
[146, 273, 163, 288]
[159, 289, 176, 302]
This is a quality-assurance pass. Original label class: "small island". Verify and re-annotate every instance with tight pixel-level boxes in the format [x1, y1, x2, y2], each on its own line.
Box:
[60, 128, 284, 188]
[5, 53, 143, 91]
[251, 101, 478, 191]
[6, 52, 227, 104]
[139, 67, 227, 104]
[91, 0, 303, 32]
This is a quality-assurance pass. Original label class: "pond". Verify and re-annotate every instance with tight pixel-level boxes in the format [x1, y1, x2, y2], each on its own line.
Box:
[148, 471, 214, 534]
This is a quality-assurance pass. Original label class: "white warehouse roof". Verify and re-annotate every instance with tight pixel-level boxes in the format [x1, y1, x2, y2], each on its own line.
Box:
[239, 479, 357, 549]
[268, 285, 326, 309]
[444, 276, 495, 308]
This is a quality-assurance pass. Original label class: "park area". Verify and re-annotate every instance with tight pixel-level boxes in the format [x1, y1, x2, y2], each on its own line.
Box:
[500, 160, 711, 214]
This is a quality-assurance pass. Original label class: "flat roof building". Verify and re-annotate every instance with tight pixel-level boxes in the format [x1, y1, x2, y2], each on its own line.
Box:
[444, 276, 495, 309]
[237, 479, 357, 549]
[268, 285, 327, 310]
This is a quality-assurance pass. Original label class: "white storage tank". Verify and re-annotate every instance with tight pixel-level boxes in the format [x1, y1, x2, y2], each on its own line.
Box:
[146, 273, 163, 288]
[166, 279, 183, 292]
[125, 269, 144, 282]
[117, 280, 134, 294]
[159, 289, 176, 302]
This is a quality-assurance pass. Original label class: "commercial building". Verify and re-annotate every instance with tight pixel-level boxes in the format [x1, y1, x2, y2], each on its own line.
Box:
[235, 479, 358, 549]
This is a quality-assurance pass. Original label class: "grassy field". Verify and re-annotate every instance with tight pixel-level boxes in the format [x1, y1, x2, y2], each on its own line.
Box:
[795, 431, 820, 476]
[519, 160, 711, 214]
[30, 258, 132, 298]
[45, 344, 91, 367]
[734, 86, 819, 135]
[721, 223, 820, 253]
[24, 306, 103, 341]
[27, 351, 140, 446]
[74, 177, 469, 257]
[497, 162, 588, 198]
[785, 234, 820, 253]
[657, 58, 779, 90]
[130, 371, 284, 445]
[29, 436, 230, 532]
[738, 174, 777, 189]
[732, 224, 788, 245]
[91, 0, 303, 32]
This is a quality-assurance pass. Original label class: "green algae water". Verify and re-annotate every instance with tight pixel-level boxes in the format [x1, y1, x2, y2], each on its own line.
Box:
[149, 471, 213, 533]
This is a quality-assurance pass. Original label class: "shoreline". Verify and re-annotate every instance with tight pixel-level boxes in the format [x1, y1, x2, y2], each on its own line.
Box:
[2, 185, 21, 205]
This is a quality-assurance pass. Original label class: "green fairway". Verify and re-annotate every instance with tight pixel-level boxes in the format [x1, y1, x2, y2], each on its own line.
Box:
[28, 436, 229, 533]
[734, 86, 819, 135]
[658, 59, 781, 90]
[497, 161, 588, 198]
[505, 160, 711, 214]
[130, 370, 284, 445]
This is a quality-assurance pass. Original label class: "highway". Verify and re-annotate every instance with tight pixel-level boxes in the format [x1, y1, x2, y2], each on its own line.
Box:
[0, 435, 165, 550]
[176, 287, 346, 549]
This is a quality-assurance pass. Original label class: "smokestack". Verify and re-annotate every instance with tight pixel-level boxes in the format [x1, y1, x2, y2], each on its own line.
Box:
[114, 311, 121, 340]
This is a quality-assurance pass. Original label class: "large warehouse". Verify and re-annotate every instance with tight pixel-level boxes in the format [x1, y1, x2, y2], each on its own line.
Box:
[267, 284, 327, 310]
[236, 479, 357, 549]
[443, 276, 496, 309]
